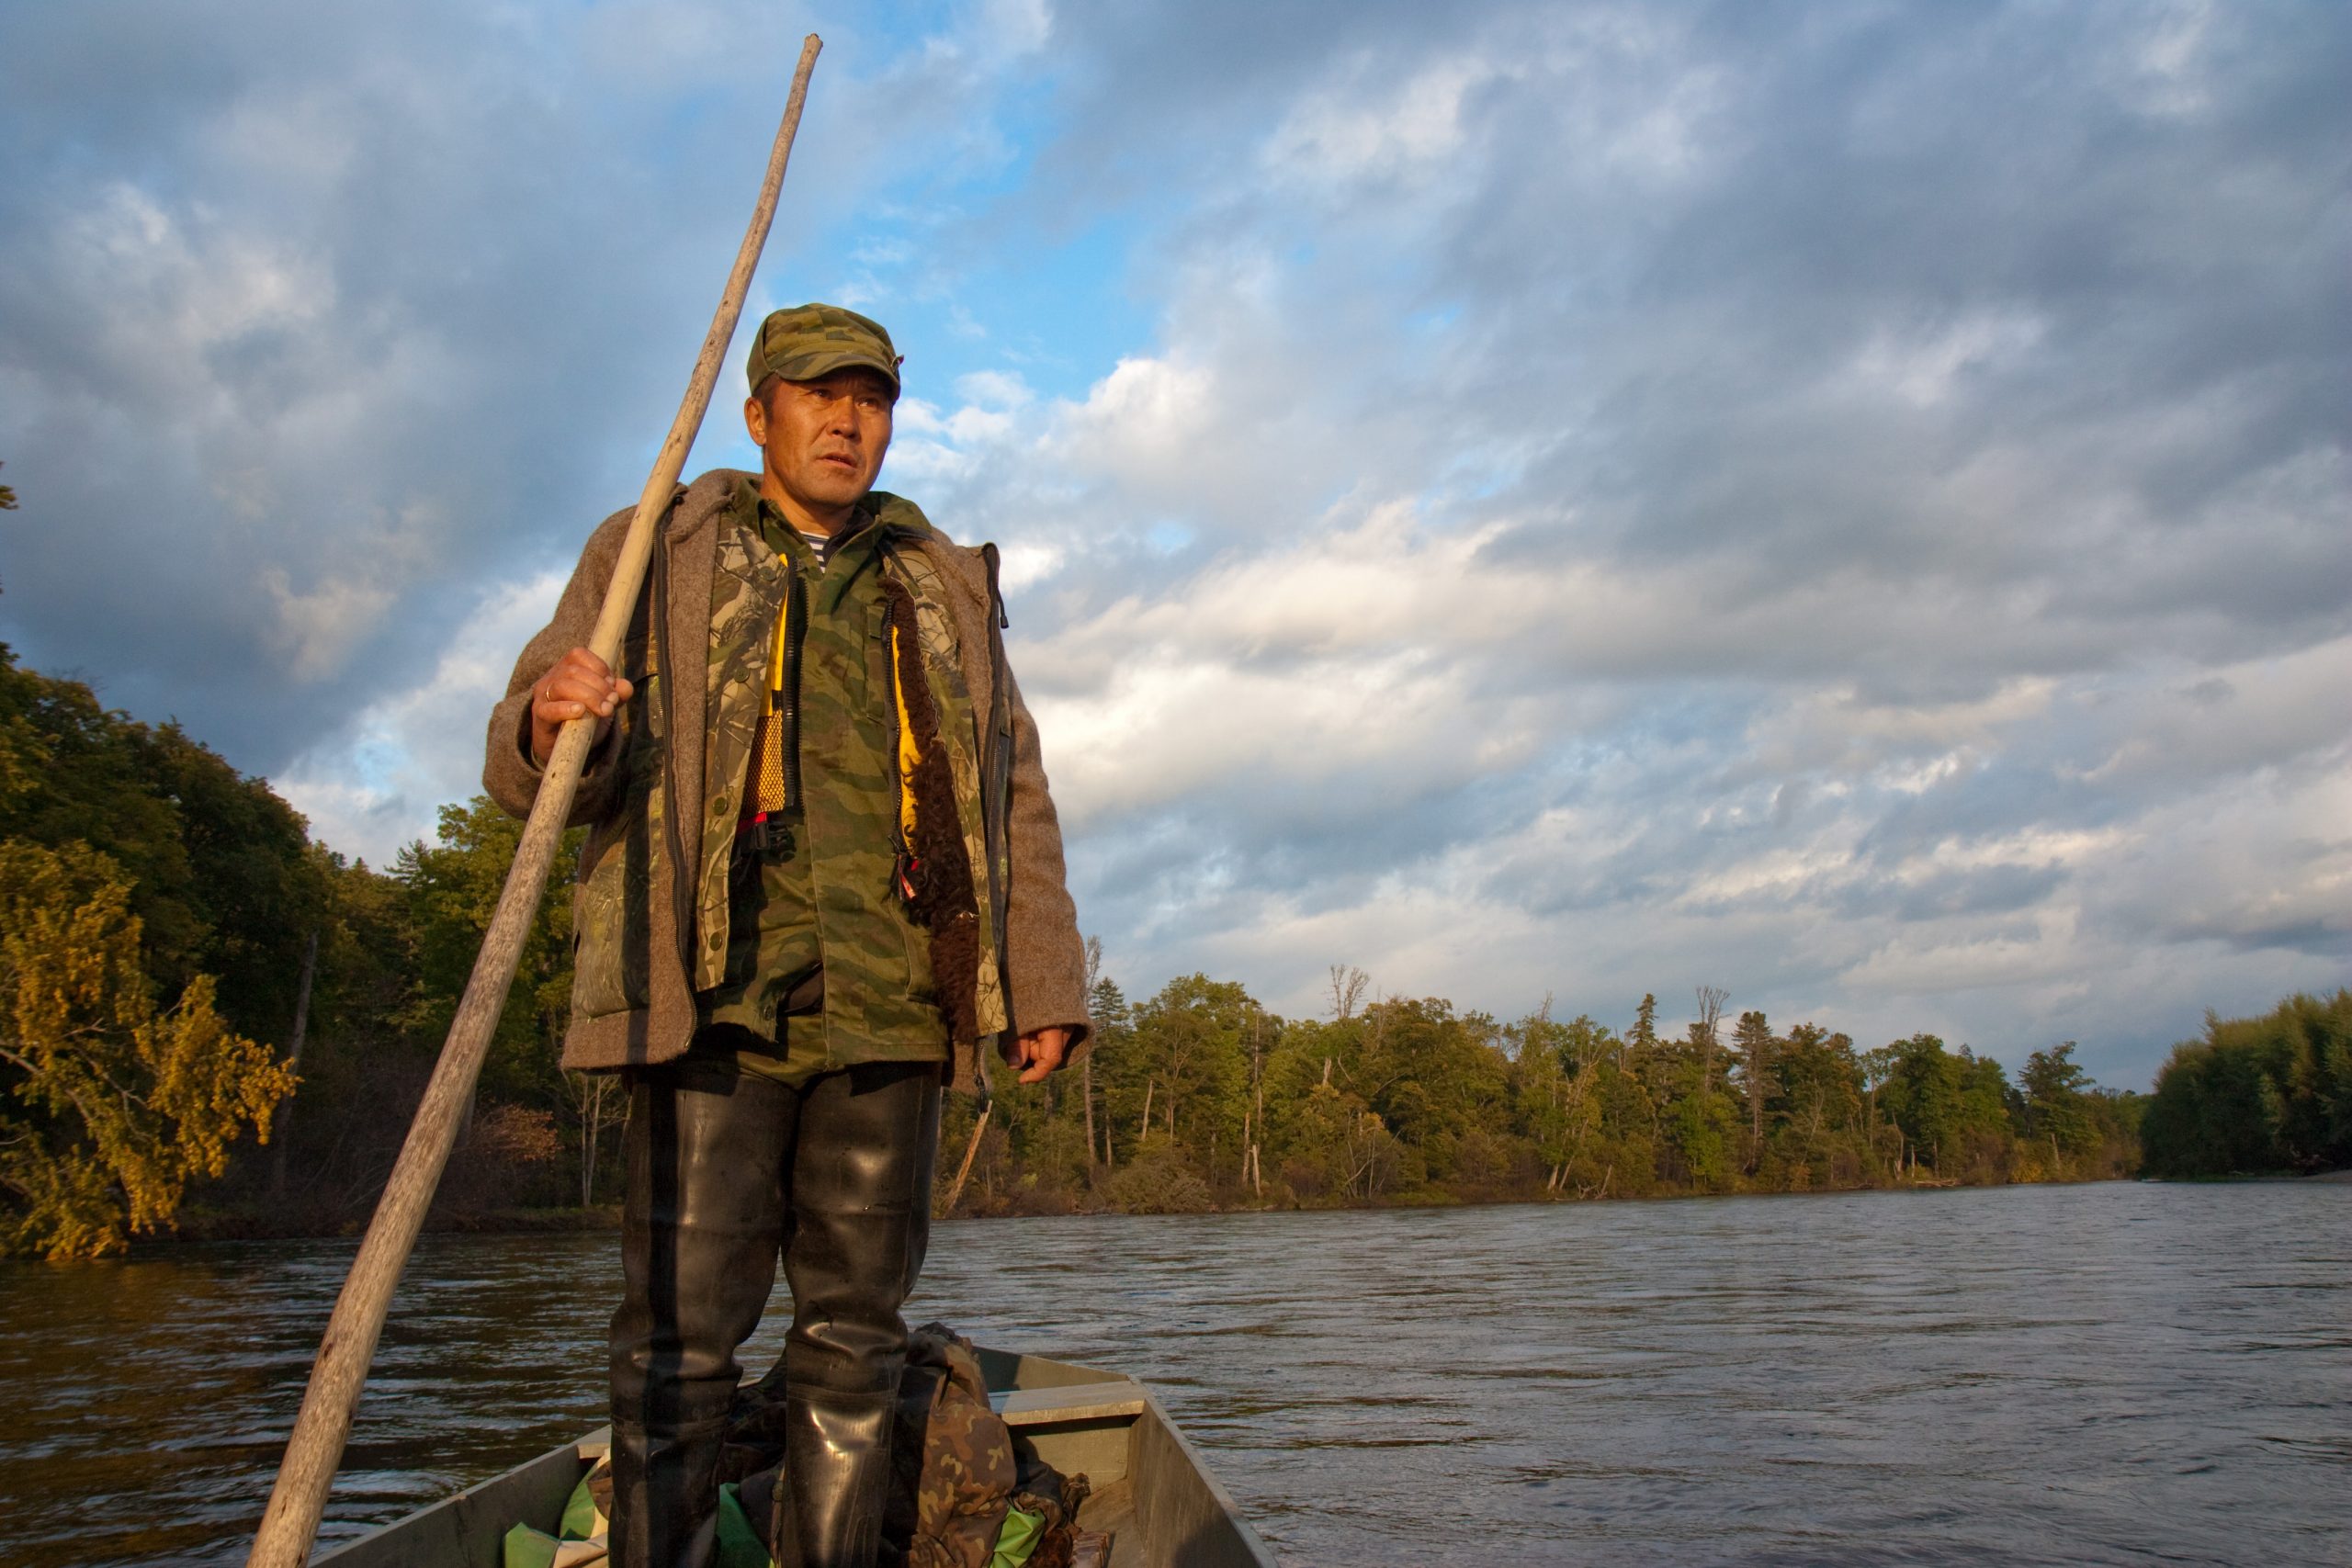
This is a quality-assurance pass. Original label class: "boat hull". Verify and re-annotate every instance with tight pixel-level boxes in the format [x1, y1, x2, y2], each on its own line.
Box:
[309, 1348, 1273, 1568]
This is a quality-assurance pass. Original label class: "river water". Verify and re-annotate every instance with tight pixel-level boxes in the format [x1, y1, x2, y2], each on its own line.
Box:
[0, 1181, 2345, 1566]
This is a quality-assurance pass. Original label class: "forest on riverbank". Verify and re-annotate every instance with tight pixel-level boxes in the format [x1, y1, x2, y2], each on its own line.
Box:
[1, 643, 2338, 1258]
[2138, 990, 2352, 1179]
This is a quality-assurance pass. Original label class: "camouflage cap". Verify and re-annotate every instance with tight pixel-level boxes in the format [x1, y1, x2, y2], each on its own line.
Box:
[745, 303, 903, 398]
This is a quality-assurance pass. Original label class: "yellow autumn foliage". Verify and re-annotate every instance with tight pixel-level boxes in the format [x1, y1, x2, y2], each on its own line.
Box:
[0, 839, 297, 1260]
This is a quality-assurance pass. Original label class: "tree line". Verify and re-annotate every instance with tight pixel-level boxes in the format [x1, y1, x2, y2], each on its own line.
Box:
[0, 642, 2336, 1258]
[943, 962, 2148, 1216]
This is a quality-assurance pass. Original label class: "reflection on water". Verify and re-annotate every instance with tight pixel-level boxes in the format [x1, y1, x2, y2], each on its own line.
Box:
[1, 1182, 2346, 1565]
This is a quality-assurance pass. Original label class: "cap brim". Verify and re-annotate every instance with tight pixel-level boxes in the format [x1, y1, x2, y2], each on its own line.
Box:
[755, 348, 901, 397]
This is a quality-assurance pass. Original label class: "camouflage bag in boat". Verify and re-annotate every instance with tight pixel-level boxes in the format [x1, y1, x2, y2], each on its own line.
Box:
[720, 1322, 1091, 1568]
[880, 1323, 1091, 1568]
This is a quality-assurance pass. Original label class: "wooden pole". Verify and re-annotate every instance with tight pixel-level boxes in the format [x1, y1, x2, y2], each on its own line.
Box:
[244, 36, 823, 1568]
[944, 1104, 992, 1214]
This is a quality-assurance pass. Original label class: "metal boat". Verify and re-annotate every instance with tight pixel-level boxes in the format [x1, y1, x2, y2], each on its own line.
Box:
[311, 1347, 1275, 1567]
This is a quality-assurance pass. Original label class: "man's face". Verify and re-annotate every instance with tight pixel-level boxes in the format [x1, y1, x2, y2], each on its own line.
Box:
[743, 366, 896, 529]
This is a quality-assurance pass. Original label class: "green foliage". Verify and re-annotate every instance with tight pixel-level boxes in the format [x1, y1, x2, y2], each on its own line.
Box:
[1125, 973, 1252, 1153]
[940, 961, 2177, 1214]
[1101, 1140, 1214, 1213]
[0, 646, 322, 1041]
[1666, 1085, 1742, 1190]
[1875, 1034, 2014, 1178]
[0, 840, 294, 1258]
[2140, 992, 2352, 1176]
[2018, 1042, 2098, 1156]
[393, 797, 582, 1106]
[0, 647, 196, 970]
[1283, 1078, 1405, 1202]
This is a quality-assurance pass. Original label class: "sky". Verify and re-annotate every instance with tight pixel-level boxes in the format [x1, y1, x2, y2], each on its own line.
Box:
[1, 0, 2345, 1090]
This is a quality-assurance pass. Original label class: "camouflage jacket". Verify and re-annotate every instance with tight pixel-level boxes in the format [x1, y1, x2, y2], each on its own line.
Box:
[483, 469, 1091, 1089]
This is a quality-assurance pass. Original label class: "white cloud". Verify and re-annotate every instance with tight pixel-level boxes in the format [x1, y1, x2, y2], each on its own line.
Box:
[260, 566, 396, 682]
[65, 182, 335, 389]
[2116, 0, 2220, 118]
[1843, 907, 2087, 997]
[1848, 310, 2048, 410]
[277, 570, 567, 864]
[1262, 54, 1502, 189]
[1050, 355, 1218, 490]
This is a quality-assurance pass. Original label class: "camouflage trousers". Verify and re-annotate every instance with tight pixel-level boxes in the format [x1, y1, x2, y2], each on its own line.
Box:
[607, 1047, 943, 1568]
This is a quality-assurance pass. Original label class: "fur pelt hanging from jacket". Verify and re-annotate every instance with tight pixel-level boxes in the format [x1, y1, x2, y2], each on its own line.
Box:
[883, 578, 982, 1048]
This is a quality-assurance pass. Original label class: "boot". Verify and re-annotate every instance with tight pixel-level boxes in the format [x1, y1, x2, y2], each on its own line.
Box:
[606, 1413, 729, 1568]
[768, 1062, 942, 1567]
[771, 1386, 899, 1567]
[608, 1055, 795, 1568]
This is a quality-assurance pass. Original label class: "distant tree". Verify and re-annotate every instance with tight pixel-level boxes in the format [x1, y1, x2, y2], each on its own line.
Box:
[1088, 975, 1133, 1039]
[0, 840, 295, 1258]
[140, 720, 324, 1037]
[1513, 1005, 1615, 1078]
[1584, 1061, 1657, 1197]
[1241, 1006, 1271, 1197]
[2141, 992, 2352, 1176]
[2018, 1043, 2098, 1163]
[1692, 986, 1728, 1093]
[1511, 1022, 1593, 1192]
[1858, 1043, 1902, 1168]
[1629, 993, 1657, 1056]
[279, 852, 426, 1206]
[1286, 1077, 1402, 1201]
[1877, 1033, 2014, 1178]
[1882, 1033, 1959, 1172]
[1127, 973, 1253, 1156]
[0, 653, 40, 814]
[1328, 964, 1368, 1021]
[1084, 974, 1134, 1168]
[1665, 1082, 1742, 1190]
[1563, 1014, 1618, 1073]
[1733, 1009, 1776, 1166]
[394, 796, 580, 1109]
[566, 1062, 622, 1206]
[1080, 936, 1103, 1168]
[1776, 1025, 1853, 1134]
[1341, 996, 1506, 1158]
[1770, 1024, 1865, 1186]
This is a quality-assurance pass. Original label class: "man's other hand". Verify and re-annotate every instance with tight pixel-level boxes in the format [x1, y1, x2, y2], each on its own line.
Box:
[530, 647, 635, 766]
[1010, 1027, 1070, 1085]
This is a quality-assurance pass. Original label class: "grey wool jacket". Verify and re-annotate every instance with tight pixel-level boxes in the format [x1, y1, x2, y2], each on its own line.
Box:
[482, 468, 1091, 1091]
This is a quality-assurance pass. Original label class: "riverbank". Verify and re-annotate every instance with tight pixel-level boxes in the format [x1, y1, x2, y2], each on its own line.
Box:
[170, 1203, 628, 1244]
[152, 1162, 2352, 1251]
[148, 1163, 2173, 1249]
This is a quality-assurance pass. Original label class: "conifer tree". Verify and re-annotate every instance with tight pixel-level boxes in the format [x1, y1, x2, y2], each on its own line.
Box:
[1734, 1009, 1775, 1166]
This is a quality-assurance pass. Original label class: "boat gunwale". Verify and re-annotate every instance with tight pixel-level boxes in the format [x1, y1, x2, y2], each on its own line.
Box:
[304, 1348, 1275, 1567]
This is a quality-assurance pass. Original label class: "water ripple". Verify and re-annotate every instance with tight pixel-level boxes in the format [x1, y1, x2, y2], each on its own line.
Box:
[0, 1183, 2346, 1564]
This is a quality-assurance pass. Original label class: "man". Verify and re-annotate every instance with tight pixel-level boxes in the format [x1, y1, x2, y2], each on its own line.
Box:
[483, 303, 1091, 1567]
